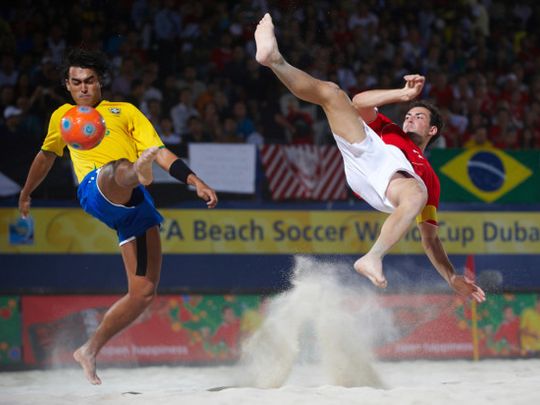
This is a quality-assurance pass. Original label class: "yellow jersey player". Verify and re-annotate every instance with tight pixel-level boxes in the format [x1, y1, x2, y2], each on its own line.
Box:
[18, 48, 218, 385]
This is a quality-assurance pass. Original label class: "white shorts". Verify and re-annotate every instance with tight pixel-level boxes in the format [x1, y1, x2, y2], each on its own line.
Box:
[333, 122, 426, 213]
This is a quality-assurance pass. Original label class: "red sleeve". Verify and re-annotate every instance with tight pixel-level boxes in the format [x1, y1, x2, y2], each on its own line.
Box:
[427, 176, 440, 210]
[367, 112, 393, 135]
[417, 173, 440, 226]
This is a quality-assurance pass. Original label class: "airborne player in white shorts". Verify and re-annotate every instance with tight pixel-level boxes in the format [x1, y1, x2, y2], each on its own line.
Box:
[255, 13, 485, 303]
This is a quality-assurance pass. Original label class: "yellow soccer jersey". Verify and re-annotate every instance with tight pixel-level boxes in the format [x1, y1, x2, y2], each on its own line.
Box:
[41, 101, 164, 182]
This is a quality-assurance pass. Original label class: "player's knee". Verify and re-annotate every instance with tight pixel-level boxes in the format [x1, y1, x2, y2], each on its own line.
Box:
[99, 162, 115, 182]
[320, 81, 346, 105]
[395, 182, 427, 215]
[407, 186, 428, 213]
[112, 158, 132, 179]
[130, 284, 157, 308]
[141, 289, 156, 307]
[100, 159, 130, 184]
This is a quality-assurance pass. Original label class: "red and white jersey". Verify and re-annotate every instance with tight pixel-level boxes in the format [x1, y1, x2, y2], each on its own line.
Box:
[368, 112, 440, 225]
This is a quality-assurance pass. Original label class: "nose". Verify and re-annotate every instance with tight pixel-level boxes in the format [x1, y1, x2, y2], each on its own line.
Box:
[81, 83, 88, 93]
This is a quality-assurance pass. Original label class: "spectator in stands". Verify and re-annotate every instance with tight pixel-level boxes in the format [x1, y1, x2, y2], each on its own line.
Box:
[124, 78, 146, 110]
[153, 0, 182, 74]
[257, 97, 289, 144]
[176, 65, 206, 102]
[217, 116, 243, 143]
[46, 25, 66, 67]
[14, 72, 34, 100]
[161, 74, 179, 114]
[440, 105, 468, 148]
[223, 45, 249, 88]
[32, 57, 67, 119]
[0, 85, 15, 116]
[0, 105, 38, 185]
[1, 0, 540, 202]
[145, 98, 163, 134]
[213, 89, 232, 119]
[428, 71, 454, 108]
[232, 100, 256, 141]
[201, 101, 223, 138]
[140, 64, 163, 113]
[0, 54, 18, 87]
[211, 32, 234, 73]
[158, 116, 182, 156]
[522, 110, 540, 148]
[496, 127, 521, 150]
[180, 115, 213, 156]
[463, 125, 493, 149]
[283, 97, 315, 144]
[489, 105, 520, 147]
[111, 57, 137, 97]
[170, 87, 199, 137]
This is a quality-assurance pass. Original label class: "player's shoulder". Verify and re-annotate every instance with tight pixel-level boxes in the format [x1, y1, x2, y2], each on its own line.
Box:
[98, 100, 137, 110]
[382, 132, 407, 146]
[52, 103, 75, 116]
[98, 100, 142, 117]
[49, 103, 75, 123]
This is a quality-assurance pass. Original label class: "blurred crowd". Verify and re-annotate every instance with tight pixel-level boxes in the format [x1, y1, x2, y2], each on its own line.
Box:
[1, 0, 540, 190]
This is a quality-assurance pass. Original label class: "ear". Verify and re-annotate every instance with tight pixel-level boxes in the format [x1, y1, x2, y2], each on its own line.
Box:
[65, 79, 70, 91]
[429, 125, 438, 137]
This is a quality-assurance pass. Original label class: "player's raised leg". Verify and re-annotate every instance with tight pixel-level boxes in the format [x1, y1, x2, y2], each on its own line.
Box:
[354, 175, 427, 288]
[255, 13, 367, 145]
[98, 146, 160, 205]
[134, 146, 160, 186]
[74, 225, 162, 384]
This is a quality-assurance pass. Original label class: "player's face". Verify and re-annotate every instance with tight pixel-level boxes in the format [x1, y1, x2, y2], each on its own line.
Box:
[403, 106, 437, 146]
[403, 107, 431, 135]
[65, 67, 102, 107]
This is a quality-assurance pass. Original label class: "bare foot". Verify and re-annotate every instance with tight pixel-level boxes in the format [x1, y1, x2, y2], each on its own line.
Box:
[74, 346, 101, 385]
[255, 13, 282, 66]
[354, 255, 387, 289]
[134, 146, 159, 186]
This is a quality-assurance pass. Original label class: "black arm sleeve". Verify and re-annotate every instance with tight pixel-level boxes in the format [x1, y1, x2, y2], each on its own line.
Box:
[169, 158, 194, 184]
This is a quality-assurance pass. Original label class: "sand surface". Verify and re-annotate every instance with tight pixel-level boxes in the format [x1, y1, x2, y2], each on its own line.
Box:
[2, 359, 540, 405]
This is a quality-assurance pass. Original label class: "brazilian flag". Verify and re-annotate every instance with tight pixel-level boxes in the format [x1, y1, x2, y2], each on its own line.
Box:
[429, 148, 540, 203]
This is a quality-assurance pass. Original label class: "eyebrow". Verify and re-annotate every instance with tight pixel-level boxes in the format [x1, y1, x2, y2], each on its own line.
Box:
[69, 75, 96, 82]
[405, 112, 427, 117]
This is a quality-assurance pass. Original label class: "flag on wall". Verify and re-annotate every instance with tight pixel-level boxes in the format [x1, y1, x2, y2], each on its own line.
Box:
[430, 148, 538, 203]
[260, 145, 347, 200]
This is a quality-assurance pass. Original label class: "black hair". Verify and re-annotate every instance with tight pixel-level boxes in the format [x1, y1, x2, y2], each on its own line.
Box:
[62, 48, 109, 84]
[408, 100, 444, 147]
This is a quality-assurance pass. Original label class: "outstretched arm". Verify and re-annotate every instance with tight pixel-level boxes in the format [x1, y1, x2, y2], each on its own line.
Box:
[418, 221, 486, 303]
[155, 147, 218, 208]
[19, 150, 57, 217]
[352, 74, 426, 123]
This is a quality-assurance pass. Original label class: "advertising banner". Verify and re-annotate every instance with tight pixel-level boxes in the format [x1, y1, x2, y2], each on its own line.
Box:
[21, 295, 263, 366]
[0, 296, 22, 364]
[260, 145, 347, 200]
[2, 208, 540, 255]
[377, 293, 540, 359]
[189, 143, 257, 194]
[19, 293, 540, 367]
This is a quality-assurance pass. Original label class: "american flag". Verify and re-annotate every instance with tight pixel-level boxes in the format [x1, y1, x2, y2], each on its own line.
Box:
[260, 145, 347, 200]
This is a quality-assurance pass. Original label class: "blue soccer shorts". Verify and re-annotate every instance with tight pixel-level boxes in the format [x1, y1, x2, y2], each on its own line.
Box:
[77, 168, 163, 245]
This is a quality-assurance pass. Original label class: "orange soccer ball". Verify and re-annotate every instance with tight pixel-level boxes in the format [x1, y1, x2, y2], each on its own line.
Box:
[60, 106, 106, 150]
